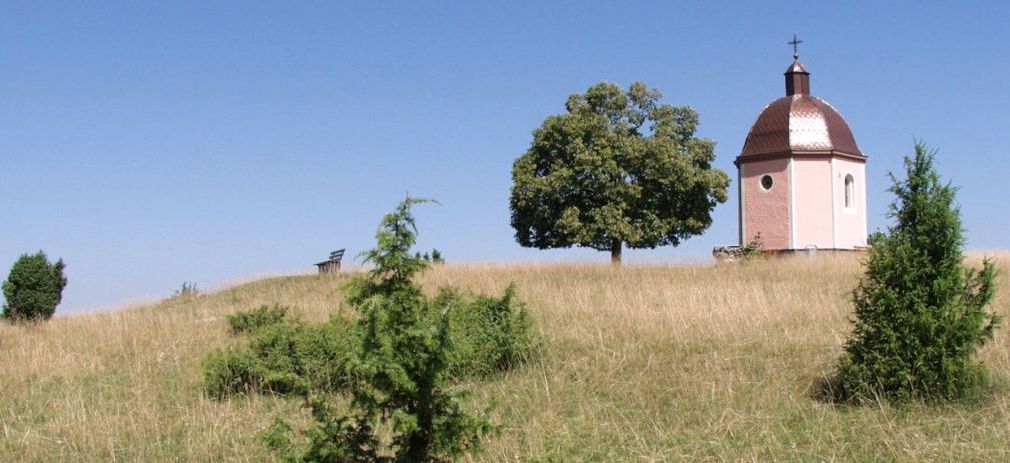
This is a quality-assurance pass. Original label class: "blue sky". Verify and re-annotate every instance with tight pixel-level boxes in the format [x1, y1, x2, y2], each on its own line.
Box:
[2, 2, 1008, 313]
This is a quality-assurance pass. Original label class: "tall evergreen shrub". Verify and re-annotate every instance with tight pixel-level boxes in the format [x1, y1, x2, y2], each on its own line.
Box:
[2, 251, 67, 321]
[835, 143, 1001, 402]
[267, 198, 491, 462]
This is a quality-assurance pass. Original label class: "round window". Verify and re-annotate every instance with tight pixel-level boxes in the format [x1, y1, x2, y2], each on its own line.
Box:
[760, 175, 774, 190]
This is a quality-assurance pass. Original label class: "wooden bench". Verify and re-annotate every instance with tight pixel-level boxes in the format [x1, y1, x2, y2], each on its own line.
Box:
[315, 248, 345, 274]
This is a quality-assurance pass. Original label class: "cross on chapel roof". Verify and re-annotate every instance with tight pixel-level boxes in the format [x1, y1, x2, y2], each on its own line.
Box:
[788, 34, 802, 59]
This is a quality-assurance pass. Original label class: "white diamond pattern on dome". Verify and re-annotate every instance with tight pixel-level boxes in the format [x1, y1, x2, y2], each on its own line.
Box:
[788, 95, 832, 151]
[739, 95, 864, 159]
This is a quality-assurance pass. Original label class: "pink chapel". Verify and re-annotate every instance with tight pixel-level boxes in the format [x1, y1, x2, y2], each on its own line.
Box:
[734, 45, 868, 253]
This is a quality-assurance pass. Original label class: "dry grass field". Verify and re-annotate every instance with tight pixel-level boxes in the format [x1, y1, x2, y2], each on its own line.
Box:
[1, 253, 1009, 462]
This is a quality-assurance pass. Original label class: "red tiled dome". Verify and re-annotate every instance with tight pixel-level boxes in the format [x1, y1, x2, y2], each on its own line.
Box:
[740, 95, 863, 158]
[738, 59, 864, 162]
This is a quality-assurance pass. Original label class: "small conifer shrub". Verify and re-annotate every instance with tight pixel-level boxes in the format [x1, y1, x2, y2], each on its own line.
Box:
[266, 198, 516, 462]
[202, 199, 539, 458]
[172, 281, 200, 299]
[415, 248, 445, 264]
[227, 304, 290, 334]
[2, 251, 67, 321]
[832, 143, 1002, 403]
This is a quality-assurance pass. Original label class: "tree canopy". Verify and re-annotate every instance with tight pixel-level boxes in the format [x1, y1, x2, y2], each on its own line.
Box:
[2, 250, 67, 321]
[509, 81, 730, 263]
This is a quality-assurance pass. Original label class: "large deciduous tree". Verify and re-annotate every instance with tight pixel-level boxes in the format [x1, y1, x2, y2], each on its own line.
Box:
[510, 82, 730, 263]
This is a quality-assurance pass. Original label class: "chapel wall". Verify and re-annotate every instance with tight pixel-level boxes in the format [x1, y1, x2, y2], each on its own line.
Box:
[740, 158, 791, 250]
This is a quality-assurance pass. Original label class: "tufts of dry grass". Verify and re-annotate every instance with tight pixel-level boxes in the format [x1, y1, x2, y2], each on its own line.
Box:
[1, 253, 1009, 461]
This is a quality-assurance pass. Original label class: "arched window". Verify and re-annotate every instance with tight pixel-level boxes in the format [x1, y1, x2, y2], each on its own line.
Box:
[844, 174, 855, 209]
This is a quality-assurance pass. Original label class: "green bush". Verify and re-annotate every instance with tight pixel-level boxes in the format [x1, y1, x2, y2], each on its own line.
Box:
[264, 198, 533, 462]
[415, 248, 445, 264]
[227, 304, 290, 334]
[202, 347, 260, 398]
[832, 143, 1002, 403]
[202, 289, 540, 400]
[443, 284, 539, 378]
[2, 251, 67, 321]
[202, 317, 355, 398]
[263, 399, 382, 463]
[203, 199, 540, 460]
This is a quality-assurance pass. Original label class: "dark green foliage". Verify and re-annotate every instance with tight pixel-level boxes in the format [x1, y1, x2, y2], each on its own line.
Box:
[173, 281, 199, 299]
[205, 199, 538, 460]
[204, 292, 537, 400]
[330, 198, 489, 461]
[264, 402, 382, 463]
[227, 304, 290, 334]
[266, 198, 528, 462]
[415, 249, 445, 264]
[510, 81, 730, 263]
[264, 402, 381, 463]
[202, 317, 355, 398]
[202, 347, 261, 398]
[2, 251, 67, 321]
[833, 143, 1002, 403]
[443, 285, 538, 378]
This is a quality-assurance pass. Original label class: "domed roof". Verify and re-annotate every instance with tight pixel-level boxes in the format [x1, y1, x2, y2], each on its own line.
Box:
[738, 59, 864, 162]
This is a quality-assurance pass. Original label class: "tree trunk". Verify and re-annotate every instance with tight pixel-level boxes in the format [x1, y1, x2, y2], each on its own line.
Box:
[610, 239, 622, 265]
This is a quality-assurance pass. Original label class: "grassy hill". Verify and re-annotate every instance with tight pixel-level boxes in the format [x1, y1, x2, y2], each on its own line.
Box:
[2, 254, 1009, 461]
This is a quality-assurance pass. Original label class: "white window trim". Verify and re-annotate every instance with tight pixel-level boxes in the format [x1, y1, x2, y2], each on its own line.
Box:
[843, 173, 857, 215]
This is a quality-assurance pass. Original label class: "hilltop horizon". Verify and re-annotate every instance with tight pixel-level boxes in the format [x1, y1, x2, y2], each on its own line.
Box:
[53, 248, 1010, 315]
